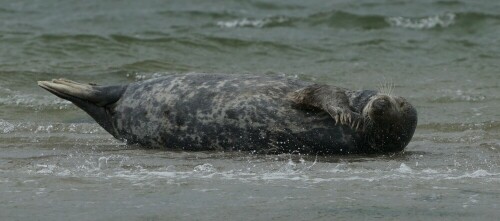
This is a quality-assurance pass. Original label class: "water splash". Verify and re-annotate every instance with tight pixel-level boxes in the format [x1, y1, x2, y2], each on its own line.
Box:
[193, 163, 216, 173]
[396, 163, 413, 173]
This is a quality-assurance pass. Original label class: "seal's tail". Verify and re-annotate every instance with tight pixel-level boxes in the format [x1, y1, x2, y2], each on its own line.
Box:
[37, 79, 125, 107]
[37, 78, 127, 136]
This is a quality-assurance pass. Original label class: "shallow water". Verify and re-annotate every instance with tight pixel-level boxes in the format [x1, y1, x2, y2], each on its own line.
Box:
[1, 0, 499, 220]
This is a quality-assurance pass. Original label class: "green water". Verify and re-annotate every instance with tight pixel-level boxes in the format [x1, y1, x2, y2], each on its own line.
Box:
[1, 0, 499, 220]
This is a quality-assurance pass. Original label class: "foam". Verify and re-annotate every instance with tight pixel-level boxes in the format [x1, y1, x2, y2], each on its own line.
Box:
[0, 119, 15, 133]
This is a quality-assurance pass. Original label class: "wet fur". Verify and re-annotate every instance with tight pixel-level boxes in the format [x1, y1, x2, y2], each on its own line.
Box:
[39, 73, 417, 154]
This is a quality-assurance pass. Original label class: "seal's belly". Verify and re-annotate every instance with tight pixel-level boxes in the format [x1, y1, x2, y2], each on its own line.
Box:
[111, 74, 360, 154]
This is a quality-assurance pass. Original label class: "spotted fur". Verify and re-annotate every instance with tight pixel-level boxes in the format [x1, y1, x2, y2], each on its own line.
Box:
[38, 73, 417, 154]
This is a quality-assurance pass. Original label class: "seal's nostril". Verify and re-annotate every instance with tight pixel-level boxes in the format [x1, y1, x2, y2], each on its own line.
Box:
[374, 99, 388, 109]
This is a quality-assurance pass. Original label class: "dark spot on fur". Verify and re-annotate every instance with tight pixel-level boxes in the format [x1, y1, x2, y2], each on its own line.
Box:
[225, 109, 238, 119]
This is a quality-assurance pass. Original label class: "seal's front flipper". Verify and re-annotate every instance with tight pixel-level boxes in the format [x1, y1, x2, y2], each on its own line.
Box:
[38, 78, 127, 137]
[290, 84, 363, 130]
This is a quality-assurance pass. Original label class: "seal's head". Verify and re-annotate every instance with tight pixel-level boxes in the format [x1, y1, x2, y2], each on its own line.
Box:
[362, 93, 418, 152]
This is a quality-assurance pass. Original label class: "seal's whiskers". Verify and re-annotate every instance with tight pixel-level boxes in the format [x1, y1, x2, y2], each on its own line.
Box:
[377, 79, 395, 96]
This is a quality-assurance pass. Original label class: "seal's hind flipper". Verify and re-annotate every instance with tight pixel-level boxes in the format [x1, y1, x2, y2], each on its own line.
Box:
[38, 78, 126, 107]
[38, 78, 127, 137]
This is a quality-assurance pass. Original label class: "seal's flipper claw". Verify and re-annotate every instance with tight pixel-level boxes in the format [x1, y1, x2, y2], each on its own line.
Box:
[354, 119, 362, 131]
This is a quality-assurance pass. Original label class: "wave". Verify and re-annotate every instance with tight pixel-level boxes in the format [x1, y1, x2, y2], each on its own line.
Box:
[109, 34, 174, 44]
[435, 0, 464, 6]
[215, 11, 500, 30]
[216, 16, 291, 28]
[216, 11, 389, 29]
[157, 10, 238, 20]
[17, 11, 500, 53]
[386, 11, 500, 30]
[204, 36, 301, 52]
[249, 1, 305, 10]
[306, 10, 388, 29]
[37, 33, 110, 42]
[386, 13, 456, 29]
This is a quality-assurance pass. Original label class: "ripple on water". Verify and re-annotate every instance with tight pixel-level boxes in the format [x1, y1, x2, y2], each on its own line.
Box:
[0, 93, 73, 110]
[431, 89, 486, 103]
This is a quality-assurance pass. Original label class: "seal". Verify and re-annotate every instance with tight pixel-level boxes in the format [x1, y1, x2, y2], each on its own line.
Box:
[38, 73, 417, 154]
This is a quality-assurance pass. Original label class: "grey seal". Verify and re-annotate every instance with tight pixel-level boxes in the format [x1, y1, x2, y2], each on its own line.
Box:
[38, 73, 417, 154]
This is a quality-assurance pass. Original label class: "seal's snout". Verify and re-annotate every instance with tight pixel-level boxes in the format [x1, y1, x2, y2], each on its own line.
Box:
[373, 98, 390, 110]
[371, 96, 396, 116]
[363, 95, 402, 124]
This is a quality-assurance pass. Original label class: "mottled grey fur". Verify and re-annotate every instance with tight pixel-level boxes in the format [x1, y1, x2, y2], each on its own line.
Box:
[38, 73, 417, 154]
